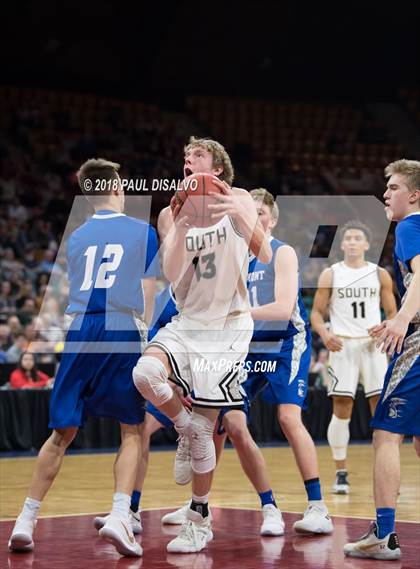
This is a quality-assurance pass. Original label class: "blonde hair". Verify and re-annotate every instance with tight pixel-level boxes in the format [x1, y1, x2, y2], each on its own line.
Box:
[250, 188, 279, 221]
[385, 159, 420, 192]
[184, 136, 234, 186]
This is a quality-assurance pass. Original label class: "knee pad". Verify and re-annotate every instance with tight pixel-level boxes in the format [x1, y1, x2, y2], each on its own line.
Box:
[189, 413, 216, 475]
[132, 356, 172, 407]
[327, 415, 350, 461]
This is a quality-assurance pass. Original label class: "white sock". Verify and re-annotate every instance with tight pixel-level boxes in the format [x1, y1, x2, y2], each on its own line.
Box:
[21, 497, 41, 521]
[327, 415, 350, 461]
[111, 492, 131, 520]
[170, 407, 191, 433]
[192, 492, 210, 504]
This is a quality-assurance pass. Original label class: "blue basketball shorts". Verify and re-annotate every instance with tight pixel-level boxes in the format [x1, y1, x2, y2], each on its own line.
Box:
[49, 312, 145, 429]
[371, 330, 420, 436]
[243, 328, 311, 408]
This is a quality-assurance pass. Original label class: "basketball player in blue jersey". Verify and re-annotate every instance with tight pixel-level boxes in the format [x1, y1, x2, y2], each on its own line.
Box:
[311, 220, 396, 494]
[8, 159, 160, 558]
[243, 188, 333, 534]
[345, 159, 420, 560]
[132, 137, 273, 553]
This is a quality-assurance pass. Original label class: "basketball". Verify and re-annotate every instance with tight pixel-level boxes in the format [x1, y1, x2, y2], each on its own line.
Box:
[174, 172, 223, 227]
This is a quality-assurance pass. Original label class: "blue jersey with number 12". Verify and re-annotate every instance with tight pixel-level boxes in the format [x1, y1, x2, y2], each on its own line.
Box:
[66, 210, 160, 315]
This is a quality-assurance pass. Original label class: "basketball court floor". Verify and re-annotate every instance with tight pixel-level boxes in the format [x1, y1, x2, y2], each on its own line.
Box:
[1, 444, 419, 568]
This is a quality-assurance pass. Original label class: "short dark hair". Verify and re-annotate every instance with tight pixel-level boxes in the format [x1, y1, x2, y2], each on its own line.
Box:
[76, 158, 121, 198]
[339, 220, 372, 243]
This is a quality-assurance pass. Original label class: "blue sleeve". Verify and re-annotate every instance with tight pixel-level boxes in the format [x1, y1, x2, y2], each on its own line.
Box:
[396, 219, 420, 264]
[144, 225, 160, 278]
[66, 232, 76, 276]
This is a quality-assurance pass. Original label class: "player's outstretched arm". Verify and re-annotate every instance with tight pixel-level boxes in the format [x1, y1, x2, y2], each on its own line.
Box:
[311, 268, 343, 352]
[208, 182, 272, 263]
[250, 246, 298, 321]
[157, 206, 189, 283]
[378, 267, 397, 320]
[371, 254, 420, 355]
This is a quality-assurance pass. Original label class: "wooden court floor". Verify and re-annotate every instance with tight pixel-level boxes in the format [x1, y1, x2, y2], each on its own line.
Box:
[1, 444, 419, 569]
[1, 444, 419, 522]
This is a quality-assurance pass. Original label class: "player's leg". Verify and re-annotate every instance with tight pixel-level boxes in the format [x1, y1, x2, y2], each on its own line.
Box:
[373, 429, 402, 513]
[94, 410, 167, 532]
[327, 338, 359, 494]
[414, 435, 420, 457]
[222, 409, 284, 536]
[258, 329, 332, 534]
[277, 403, 332, 534]
[8, 427, 78, 552]
[277, 403, 322, 481]
[167, 406, 218, 553]
[327, 395, 353, 493]
[133, 345, 191, 434]
[343, 349, 420, 560]
[162, 414, 227, 526]
[99, 422, 143, 556]
[368, 394, 380, 416]
[361, 339, 387, 420]
[344, 428, 403, 560]
[135, 412, 167, 501]
[213, 424, 227, 464]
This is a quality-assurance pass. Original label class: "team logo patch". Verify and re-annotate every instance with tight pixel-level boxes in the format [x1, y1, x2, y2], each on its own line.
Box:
[388, 397, 407, 419]
[298, 379, 306, 398]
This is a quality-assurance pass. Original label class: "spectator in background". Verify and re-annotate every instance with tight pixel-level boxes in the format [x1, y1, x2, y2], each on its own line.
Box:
[0, 323, 12, 351]
[17, 297, 36, 325]
[9, 352, 52, 389]
[6, 332, 29, 363]
[0, 280, 17, 314]
[36, 249, 62, 276]
[7, 315, 22, 337]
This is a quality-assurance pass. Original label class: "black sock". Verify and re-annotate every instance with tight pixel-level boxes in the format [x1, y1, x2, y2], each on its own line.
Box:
[191, 500, 209, 518]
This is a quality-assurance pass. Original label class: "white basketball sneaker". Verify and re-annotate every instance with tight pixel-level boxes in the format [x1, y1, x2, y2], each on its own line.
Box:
[293, 504, 334, 534]
[162, 501, 191, 525]
[99, 513, 142, 557]
[8, 516, 37, 552]
[344, 522, 401, 560]
[166, 508, 213, 553]
[174, 434, 193, 485]
[260, 504, 285, 536]
[94, 508, 142, 534]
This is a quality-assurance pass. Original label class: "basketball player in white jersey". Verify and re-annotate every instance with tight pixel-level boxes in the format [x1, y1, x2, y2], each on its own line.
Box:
[132, 136, 272, 553]
[311, 220, 396, 494]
